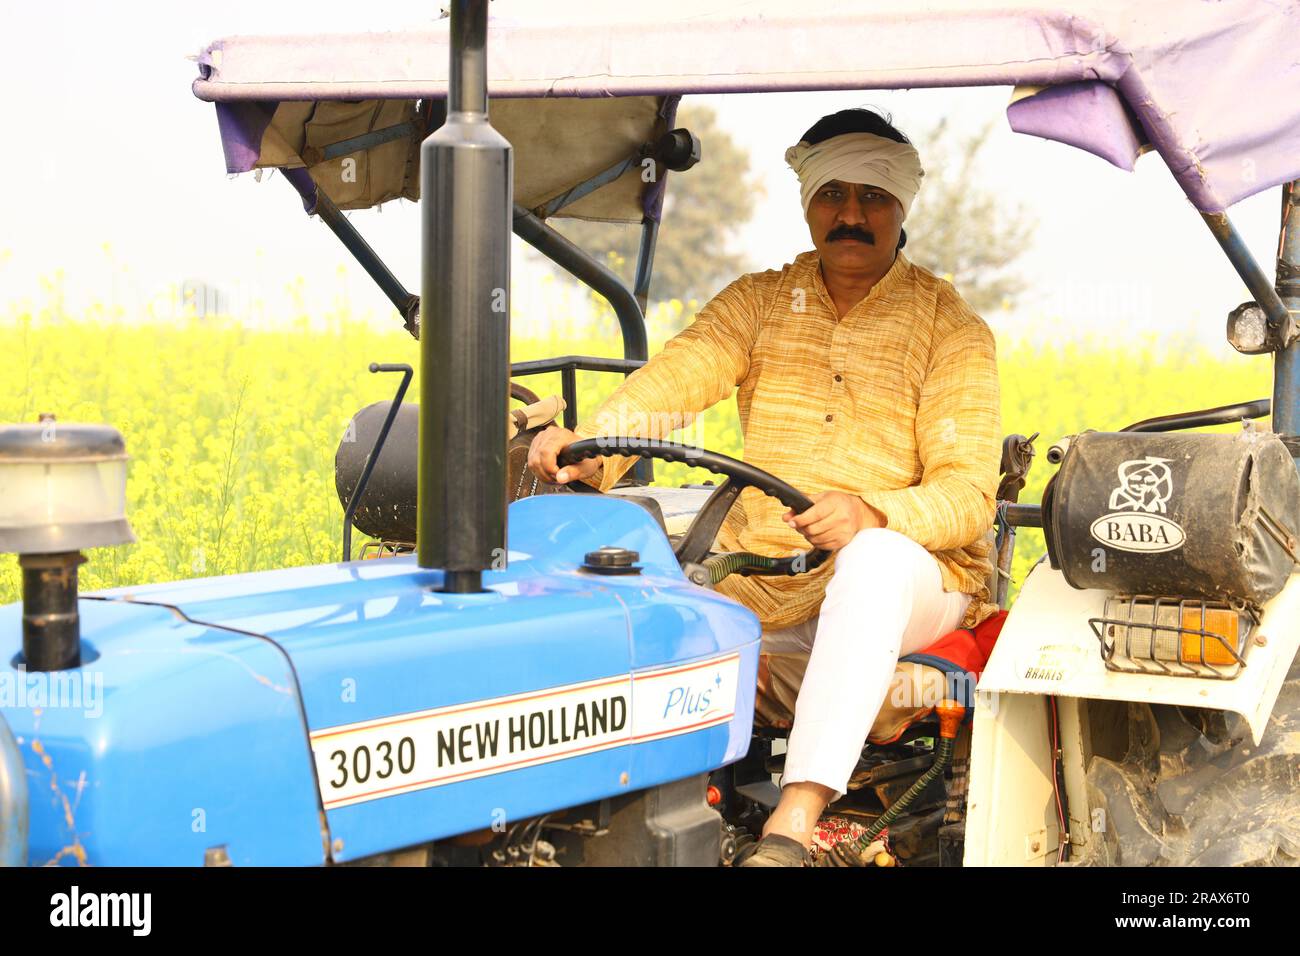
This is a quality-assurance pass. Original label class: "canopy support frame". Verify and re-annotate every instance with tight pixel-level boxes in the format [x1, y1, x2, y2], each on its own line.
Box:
[1273, 181, 1300, 460]
[1200, 211, 1294, 344]
[286, 167, 657, 364]
[288, 164, 660, 482]
[513, 204, 654, 482]
[633, 217, 660, 316]
[304, 184, 421, 336]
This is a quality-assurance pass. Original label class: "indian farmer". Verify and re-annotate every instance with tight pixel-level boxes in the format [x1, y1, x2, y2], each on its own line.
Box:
[528, 108, 1001, 867]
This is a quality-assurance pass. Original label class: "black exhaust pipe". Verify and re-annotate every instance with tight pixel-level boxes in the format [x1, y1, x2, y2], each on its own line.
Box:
[20, 552, 86, 672]
[417, 0, 512, 592]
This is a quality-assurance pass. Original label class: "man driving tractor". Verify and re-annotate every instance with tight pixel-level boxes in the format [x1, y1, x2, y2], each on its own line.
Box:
[528, 108, 1002, 867]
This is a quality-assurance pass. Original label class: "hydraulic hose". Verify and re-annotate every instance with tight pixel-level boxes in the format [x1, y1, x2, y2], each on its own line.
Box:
[818, 700, 966, 867]
[700, 551, 784, 585]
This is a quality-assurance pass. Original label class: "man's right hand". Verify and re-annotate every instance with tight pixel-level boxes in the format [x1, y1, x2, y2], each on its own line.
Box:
[527, 426, 601, 486]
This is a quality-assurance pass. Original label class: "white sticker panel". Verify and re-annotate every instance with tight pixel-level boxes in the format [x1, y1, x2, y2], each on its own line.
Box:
[311, 652, 741, 809]
[630, 653, 740, 744]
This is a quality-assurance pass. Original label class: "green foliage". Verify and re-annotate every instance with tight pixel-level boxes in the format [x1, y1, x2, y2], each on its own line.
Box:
[0, 311, 419, 601]
[0, 303, 1273, 606]
[997, 332, 1272, 595]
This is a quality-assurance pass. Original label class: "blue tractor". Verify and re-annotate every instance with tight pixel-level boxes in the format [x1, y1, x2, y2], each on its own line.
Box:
[4, 1, 1300, 867]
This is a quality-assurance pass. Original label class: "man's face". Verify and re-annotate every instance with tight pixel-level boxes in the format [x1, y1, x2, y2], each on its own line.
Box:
[806, 180, 904, 275]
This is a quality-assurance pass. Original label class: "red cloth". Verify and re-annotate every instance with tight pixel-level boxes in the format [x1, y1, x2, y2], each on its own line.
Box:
[908, 609, 1008, 681]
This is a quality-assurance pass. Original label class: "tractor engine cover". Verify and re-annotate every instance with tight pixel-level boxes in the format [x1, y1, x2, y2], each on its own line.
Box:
[1042, 430, 1299, 606]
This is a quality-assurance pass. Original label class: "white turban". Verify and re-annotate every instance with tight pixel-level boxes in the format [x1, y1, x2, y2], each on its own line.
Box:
[784, 132, 925, 219]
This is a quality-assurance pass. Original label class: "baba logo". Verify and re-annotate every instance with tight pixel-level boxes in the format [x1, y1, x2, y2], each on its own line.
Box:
[1108, 457, 1173, 513]
[1090, 456, 1186, 553]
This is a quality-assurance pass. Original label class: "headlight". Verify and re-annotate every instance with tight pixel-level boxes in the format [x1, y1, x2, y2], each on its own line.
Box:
[0, 415, 135, 672]
[0, 415, 134, 554]
[1091, 595, 1253, 679]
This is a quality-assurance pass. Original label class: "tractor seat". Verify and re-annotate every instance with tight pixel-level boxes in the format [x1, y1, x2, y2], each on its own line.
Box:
[754, 611, 1007, 744]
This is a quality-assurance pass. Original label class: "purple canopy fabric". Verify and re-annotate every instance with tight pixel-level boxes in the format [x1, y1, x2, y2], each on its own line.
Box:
[193, 0, 1300, 214]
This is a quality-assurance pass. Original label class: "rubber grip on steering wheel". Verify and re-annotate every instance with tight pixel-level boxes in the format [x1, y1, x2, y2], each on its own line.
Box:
[557, 437, 831, 578]
[558, 438, 814, 515]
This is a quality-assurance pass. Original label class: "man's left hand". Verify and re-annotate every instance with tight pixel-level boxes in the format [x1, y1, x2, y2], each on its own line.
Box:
[783, 491, 885, 551]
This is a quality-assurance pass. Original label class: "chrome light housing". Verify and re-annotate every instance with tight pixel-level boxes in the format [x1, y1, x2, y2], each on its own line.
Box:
[0, 416, 134, 555]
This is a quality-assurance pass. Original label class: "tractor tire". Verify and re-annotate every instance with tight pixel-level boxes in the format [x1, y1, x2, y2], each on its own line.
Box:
[1077, 649, 1300, 866]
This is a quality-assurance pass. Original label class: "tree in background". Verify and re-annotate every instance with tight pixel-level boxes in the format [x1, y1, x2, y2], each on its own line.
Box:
[549, 105, 763, 317]
[904, 120, 1037, 316]
[539, 110, 1035, 328]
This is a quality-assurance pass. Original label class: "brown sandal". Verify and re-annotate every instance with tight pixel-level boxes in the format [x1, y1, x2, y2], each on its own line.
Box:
[734, 833, 811, 868]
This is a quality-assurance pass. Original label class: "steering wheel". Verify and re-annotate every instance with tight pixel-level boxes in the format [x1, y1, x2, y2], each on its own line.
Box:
[557, 438, 831, 580]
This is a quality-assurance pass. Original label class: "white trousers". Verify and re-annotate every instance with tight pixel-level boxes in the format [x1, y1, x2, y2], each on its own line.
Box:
[763, 528, 970, 798]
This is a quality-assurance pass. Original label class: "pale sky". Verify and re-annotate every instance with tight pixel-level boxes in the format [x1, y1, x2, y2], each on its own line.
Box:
[0, 0, 1283, 361]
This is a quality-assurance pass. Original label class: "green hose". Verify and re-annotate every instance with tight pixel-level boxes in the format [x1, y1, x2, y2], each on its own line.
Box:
[816, 735, 958, 867]
[816, 699, 966, 866]
[859, 735, 955, 847]
[700, 551, 783, 585]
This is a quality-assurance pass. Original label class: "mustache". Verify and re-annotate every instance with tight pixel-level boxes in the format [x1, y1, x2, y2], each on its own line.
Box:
[825, 225, 875, 244]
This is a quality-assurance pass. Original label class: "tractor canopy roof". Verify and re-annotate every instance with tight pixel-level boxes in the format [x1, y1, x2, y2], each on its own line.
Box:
[193, 0, 1300, 221]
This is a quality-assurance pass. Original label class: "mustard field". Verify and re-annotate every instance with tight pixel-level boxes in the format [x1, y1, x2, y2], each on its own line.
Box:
[0, 298, 1272, 605]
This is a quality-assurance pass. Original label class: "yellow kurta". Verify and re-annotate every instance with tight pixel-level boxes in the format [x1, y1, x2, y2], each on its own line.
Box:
[573, 250, 1002, 630]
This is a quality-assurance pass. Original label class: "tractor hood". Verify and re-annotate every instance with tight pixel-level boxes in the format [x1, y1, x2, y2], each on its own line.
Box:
[1, 495, 760, 864]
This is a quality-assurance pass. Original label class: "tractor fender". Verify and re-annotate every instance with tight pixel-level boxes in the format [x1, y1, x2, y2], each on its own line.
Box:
[964, 562, 1300, 866]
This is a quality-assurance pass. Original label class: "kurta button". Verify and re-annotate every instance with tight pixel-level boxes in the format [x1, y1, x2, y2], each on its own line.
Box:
[825, 414, 833, 422]
[834, 374, 843, 382]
